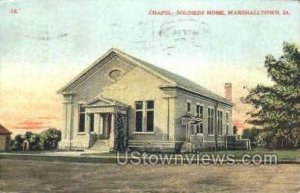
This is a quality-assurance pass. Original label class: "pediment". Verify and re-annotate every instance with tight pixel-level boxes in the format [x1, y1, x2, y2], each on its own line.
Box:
[86, 97, 114, 107]
[57, 48, 174, 94]
[86, 97, 128, 108]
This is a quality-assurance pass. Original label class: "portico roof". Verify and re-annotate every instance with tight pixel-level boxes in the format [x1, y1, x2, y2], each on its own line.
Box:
[86, 96, 128, 108]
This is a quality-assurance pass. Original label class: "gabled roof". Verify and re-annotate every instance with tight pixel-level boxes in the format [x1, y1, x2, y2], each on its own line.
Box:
[58, 48, 233, 106]
[0, 124, 12, 135]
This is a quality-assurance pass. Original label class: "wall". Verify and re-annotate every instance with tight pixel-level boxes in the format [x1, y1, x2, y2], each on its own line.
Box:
[174, 89, 233, 149]
[0, 135, 10, 151]
[60, 55, 176, 150]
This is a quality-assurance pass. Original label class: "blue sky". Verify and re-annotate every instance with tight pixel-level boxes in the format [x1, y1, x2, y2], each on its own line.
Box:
[0, 0, 299, 134]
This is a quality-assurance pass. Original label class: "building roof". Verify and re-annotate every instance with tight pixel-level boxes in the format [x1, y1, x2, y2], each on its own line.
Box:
[0, 124, 12, 135]
[58, 48, 233, 106]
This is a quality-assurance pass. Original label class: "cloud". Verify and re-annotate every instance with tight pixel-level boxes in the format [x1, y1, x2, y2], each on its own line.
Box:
[37, 116, 58, 120]
[14, 120, 45, 130]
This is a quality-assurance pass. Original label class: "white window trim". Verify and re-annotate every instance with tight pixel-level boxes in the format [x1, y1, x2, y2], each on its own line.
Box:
[134, 100, 155, 133]
[196, 103, 204, 118]
[207, 107, 214, 135]
[217, 110, 224, 136]
[186, 99, 192, 113]
[135, 101, 144, 132]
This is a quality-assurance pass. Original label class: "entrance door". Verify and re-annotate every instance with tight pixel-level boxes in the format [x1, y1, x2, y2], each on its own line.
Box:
[100, 113, 112, 139]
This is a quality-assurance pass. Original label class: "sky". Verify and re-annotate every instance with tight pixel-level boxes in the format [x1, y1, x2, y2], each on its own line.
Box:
[0, 0, 299, 135]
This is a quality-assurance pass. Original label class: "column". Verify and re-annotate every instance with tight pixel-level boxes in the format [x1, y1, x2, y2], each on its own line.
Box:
[62, 94, 73, 149]
[109, 113, 115, 149]
[85, 112, 90, 134]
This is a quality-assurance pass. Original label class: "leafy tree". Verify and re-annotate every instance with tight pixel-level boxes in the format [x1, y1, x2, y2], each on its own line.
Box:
[242, 42, 300, 149]
[242, 128, 260, 146]
[24, 131, 42, 150]
[11, 134, 24, 150]
[40, 128, 61, 150]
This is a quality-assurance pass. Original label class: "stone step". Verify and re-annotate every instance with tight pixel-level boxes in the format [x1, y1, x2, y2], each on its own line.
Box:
[86, 140, 110, 153]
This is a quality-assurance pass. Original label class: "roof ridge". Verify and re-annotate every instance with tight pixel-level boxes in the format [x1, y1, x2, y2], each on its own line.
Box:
[58, 48, 233, 105]
[114, 49, 232, 105]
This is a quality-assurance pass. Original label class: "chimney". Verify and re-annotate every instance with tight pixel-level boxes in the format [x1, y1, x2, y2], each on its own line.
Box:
[224, 83, 232, 101]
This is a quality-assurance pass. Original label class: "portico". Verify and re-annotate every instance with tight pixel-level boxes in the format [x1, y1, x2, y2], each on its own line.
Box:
[83, 97, 129, 151]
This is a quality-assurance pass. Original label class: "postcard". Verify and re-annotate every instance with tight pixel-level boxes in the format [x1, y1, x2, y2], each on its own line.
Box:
[0, 0, 299, 192]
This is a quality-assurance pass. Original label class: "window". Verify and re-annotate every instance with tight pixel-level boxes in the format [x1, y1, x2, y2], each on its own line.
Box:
[135, 100, 154, 132]
[196, 104, 203, 118]
[217, 110, 223, 135]
[187, 101, 191, 112]
[225, 112, 229, 135]
[146, 101, 154, 132]
[135, 101, 143, 132]
[196, 122, 204, 134]
[89, 114, 94, 132]
[79, 105, 85, 132]
[196, 104, 204, 134]
[208, 108, 214, 134]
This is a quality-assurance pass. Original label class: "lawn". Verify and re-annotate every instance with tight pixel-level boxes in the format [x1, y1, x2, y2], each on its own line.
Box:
[81, 148, 300, 161]
[0, 159, 299, 193]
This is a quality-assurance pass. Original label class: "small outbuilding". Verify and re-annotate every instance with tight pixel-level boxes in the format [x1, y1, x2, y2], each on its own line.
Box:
[0, 124, 12, 151]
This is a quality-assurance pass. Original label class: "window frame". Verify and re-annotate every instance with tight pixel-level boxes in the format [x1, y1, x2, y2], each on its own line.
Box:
[187, 101, 191, 113]
[135, 101, 144, 132]
[89, 113, 95, 133]
[208, 107, 214, 135]
[225, 111, 229, 135]
[217, 110, 223, 135]
[134, 100, 155, 133]
[196, 104, 204, 134]
[78, 105, 86, 133]
[146, 100, 154, 132]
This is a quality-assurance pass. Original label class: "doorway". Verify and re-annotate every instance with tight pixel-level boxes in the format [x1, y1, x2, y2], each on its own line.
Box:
[99, 113, 112, 139]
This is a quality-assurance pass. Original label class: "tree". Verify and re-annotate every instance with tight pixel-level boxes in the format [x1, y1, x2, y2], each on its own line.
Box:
[24, 131, 42, 150]
[11, 134, 24, 150]
[242, 128, 260, 147]
[40, 128, 61, 150]
[242, 42, 300, 149]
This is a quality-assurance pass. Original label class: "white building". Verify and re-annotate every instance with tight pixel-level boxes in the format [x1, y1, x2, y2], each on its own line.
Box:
[57, 48, 233, 152]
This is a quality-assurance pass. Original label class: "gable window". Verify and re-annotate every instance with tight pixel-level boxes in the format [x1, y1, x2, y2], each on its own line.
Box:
[146, 101, 154, 132]
[208, 108, 214, 135]
[217, 110, 223, 135]
[79, 105, 85, 132]
[196, 104, 204, 133]
[135, 101, 143, 132]
[89, 114, 94, 132]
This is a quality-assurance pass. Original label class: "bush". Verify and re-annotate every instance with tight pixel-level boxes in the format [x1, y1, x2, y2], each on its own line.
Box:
[40, 128, 61, 150]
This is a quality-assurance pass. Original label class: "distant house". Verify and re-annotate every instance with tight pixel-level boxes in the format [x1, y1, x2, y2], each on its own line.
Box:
[0, 124, 12, 151]
[57, 48, 234, 152]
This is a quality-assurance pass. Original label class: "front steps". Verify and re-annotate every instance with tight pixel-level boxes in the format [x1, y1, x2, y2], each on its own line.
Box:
[86, 140, 111, 153]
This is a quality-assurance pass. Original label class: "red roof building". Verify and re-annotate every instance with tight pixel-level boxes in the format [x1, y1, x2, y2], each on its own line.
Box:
[0, 124, 12, 135]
